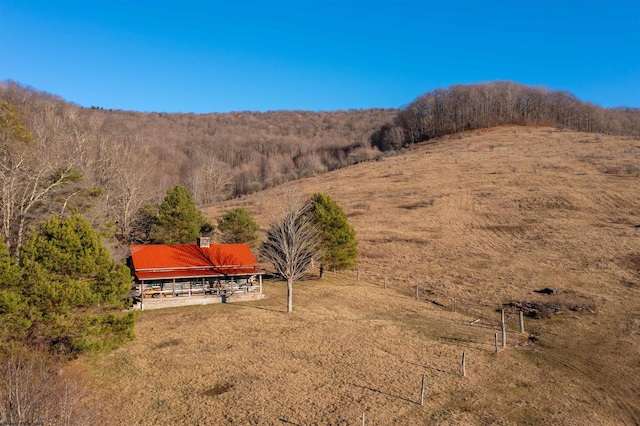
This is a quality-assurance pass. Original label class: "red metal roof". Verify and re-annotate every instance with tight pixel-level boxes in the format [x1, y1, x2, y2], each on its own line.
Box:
[201, 244, 259, 268]
[129, 244, 263, 281]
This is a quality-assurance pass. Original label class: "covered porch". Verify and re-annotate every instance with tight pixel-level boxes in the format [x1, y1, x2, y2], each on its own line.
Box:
[129, 242, 266, 310]
[133, 268, 264, 307]
[138, 274, 263, 298]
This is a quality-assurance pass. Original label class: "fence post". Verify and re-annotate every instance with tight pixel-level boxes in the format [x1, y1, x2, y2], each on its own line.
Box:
[501, 309, 507, 348]
[519, 311, 525, 333]
[384, 276, 387, 289]
[502, 324, 507, 349]
[494, 333, 498, 353]
[461, 351, 466, 377]
[416, 284, 419, 300]
[420, 373, 426, 405]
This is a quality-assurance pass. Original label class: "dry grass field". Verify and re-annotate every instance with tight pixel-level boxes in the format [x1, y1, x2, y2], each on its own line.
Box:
[85, 126, 640, 425]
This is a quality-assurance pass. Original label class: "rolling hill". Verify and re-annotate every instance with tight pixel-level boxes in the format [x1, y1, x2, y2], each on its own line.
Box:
[85, 126, 640, 424]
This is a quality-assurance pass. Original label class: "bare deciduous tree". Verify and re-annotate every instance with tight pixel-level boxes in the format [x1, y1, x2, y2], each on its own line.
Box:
[260, 201, 320, 313]
[0, 349, 99, 426]
[372, 81, 640, 151]
[296, 151, 327, 177]
[104, 141, 155, 241]
[188, 157, 232, 205]
[0, 100, 82, 257]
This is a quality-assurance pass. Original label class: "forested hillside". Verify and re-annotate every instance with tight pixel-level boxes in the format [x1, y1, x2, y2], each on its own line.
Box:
[88, 105, 395, 199]
[2, 80, 639, 250]
[0, 81, 394, 249]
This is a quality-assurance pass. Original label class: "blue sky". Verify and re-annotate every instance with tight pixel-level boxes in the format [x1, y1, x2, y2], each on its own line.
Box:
[1, 1, 638, 113]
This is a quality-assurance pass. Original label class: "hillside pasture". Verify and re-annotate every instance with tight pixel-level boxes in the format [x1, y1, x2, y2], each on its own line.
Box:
[87, 127, 640, 424]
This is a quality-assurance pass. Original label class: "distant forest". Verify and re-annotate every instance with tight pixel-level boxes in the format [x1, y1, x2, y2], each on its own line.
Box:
[372, 81, 640, 151]
[1, 80, 639, 249]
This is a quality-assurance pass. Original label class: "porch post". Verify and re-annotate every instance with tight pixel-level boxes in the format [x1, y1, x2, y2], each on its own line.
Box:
[259, 275, 263, 295]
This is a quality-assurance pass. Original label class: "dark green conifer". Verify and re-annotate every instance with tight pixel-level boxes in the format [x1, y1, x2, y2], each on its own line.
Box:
[14, 214, 135, 353]
[307, 193, 358, 278]
[218, 208, 260, 246]
[151, 185, 210, 244]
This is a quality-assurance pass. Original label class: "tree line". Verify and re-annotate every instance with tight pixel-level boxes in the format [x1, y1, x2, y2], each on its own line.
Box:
[0, 81, 392, 251]
[2, 80, 639, 253]
[371, 81, 640, 151]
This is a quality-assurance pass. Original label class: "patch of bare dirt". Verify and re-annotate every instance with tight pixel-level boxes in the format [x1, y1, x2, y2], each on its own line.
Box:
[203, 382, 235, 397]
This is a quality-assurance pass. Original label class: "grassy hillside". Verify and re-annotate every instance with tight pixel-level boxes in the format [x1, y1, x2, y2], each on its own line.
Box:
[86, 126, 640, 424]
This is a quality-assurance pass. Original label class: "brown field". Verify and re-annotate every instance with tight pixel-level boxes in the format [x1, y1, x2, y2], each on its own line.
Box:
[85, 126, 640, 425]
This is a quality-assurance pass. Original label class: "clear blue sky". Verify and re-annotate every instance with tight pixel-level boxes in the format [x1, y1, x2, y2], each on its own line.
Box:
[1, 0, 638, 113]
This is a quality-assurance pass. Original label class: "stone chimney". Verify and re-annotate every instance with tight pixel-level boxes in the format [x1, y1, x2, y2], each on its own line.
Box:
[197, 236, 211, 248]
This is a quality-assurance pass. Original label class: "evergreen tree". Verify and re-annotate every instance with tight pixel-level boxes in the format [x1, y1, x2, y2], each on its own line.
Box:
[19, 214, 131, 304]
[0, 238, 30, 342]
[150, 185, 210, 244]
[217, 208, 260, 246]
[307, 193, 358, 278]
[14, 214, 136, 354]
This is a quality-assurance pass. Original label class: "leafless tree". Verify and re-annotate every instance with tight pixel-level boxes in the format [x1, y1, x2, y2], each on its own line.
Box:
[0, 99, 82, 257]
[188, 156, 232, 205]
[373, 81, 640, 151]
[0, 349, 98, 425]
[296, 151, 327, 177]
[260, 200, 320, 313]
[101, 138, 155, 241]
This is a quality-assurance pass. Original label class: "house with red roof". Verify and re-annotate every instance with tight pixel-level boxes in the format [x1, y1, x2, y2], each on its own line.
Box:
[129, 237, 264, 309]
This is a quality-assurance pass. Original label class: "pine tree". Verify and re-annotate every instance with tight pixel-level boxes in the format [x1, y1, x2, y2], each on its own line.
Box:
[217, 208, 260, 246]
[0, 238, 30, 342]
[16, 214, 136, 354]
[150, 185, 210, 244]
[307, 193, 358, 278]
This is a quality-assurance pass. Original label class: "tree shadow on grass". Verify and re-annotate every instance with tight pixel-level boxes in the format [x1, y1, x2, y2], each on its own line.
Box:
[227, 302, 287, 314]
[279, 419, 302, 425]
[350, 383, 417, 405]
[438, 335, 495, 352]
[378, 347, 457, 377]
